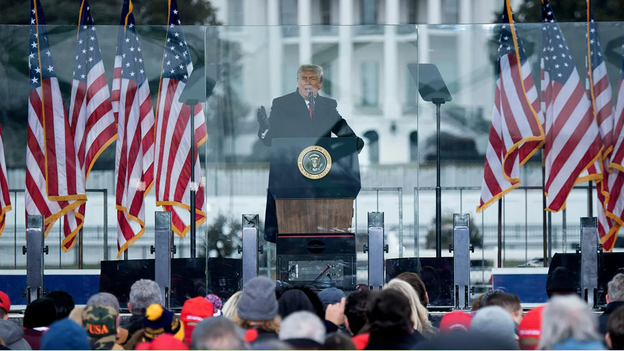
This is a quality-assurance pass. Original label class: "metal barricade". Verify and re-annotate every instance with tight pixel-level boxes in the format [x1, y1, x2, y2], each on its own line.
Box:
[241, 214, 260, 286]
[24, 215, 45, 304]
[153, 211, 173, 308]
[580, 217, 598, 308]
[365, 212, 385, 289]
[451, 213, 472, 310]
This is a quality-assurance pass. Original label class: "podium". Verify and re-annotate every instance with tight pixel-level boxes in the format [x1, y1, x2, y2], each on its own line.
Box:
[270, 137, 360, 290]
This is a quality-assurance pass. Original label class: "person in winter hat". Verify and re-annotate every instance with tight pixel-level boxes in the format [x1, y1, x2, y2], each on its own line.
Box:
[143, 304, 184, 342]
[40, 319, 90, 350]
[232, 277, 280, 344]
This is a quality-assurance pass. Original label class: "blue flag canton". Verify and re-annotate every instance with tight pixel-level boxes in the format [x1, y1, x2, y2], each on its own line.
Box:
[541, 1, 575, 84]
[116, 6, 147, 85]
[162, 1, 192, 83]
[587, 10, 605, 71]
[29, 0, 55, 90]
[498, 8, 528, 65]
[73, 3, 104, 83]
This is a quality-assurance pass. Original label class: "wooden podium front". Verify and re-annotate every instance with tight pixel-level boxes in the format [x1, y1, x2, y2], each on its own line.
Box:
[275, 198, 354, 234]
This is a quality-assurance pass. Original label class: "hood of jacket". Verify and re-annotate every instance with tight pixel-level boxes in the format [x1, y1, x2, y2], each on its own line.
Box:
[0, 319, 26, 345]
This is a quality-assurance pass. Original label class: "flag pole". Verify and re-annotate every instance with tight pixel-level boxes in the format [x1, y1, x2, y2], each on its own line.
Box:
[542, 151, 547, 267]
[497, 199, 503, 268]
[190, 103, 197, 258]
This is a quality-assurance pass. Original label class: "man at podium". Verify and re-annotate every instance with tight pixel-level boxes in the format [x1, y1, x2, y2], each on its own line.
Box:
[257, 64, 364, 242]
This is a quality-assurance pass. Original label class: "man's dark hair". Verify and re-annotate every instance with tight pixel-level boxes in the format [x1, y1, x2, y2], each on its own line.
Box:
[323, 332, 356, 350]
[396, 272, 428, 307]
[345, 290, 369, 335]
[45, 291, 75, 320]
[608, 305, 624, 350]
[482, 292, 521, 313]
[0, 307, 6, 319]
[365, 290, 412, 334]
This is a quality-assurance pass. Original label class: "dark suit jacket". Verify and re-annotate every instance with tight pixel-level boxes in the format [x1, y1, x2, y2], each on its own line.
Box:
[258, 91, 358, 145]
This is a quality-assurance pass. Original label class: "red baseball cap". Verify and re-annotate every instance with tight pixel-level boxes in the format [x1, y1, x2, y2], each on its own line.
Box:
[180, 297, 214, 345]
[518, 306, 545, 350]
[439, 311, 473, 334]
[0, 291, 10, 314]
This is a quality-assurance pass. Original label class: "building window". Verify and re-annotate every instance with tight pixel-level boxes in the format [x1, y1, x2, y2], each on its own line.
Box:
[410, 131, 418, 161]
[441, 0, 459, 24]
[280, 0, 298, 25]
[360, 0, 378, 25]
[364, 131, 379, 164]
[320, 63, 332, 96]
[406, 65, 418, 107]
[228, 0, 244, 26]
[361, 61, 379, 107]
[320, 0, 331, 25]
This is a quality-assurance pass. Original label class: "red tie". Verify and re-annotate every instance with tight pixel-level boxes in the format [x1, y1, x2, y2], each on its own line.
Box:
[308, 101, 312, 120]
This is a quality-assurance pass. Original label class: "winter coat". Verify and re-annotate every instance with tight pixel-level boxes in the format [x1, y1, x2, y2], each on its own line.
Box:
[0, 320, 32, 350]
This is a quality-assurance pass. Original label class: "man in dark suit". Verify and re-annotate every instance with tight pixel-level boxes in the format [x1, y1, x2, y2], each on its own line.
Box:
[257, 64, 363, 242]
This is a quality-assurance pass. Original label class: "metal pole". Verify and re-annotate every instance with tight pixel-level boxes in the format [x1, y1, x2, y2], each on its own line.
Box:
[588, 182, 593, 217]
[398, 187, 403, 258]
[103, 189, 109, 261]
[435, 102, 442, 258]
[25, 215, 45, 303]
[155, 211, 172, 308]
[542, 152, 548, 267]
[547, 211, 552, 266]
[497, 199, 502, 268]
[367, 212, 385, 289]
[562, 208, 567, 253]
[78, 228, 83, 269]
[190, 103, 197, 258]
[13, 191, 17, 268]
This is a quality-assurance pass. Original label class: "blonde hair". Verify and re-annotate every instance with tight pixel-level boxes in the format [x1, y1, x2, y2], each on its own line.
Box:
[231, 315, 281, 334]
[222, 291, 242, 320]
[384, 279, 436, 338]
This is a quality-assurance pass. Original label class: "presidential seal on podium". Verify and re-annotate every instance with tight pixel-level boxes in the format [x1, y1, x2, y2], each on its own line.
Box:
[298, 145, 332, 179]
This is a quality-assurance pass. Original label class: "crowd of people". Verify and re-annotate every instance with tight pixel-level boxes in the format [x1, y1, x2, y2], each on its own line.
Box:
[0, 269, 623, 350]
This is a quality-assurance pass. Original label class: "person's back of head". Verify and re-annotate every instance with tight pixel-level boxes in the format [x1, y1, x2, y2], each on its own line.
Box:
[609, 274, 624, 304]
[87, 292, 120, 312]
[23, 297, 57, 329]
[41, 318, 90, 350]
[45, 291, 75, 321]
[221, 291, 242, 320]
[0, 291, 9, 320]
[278, 311, 325, 344]
[539, 294, 601, 350]
[518, 306, 545, 350]
[345, 289, 369, 335]
[365, 289, 413, 335]
[323, 332, 356, 350]
[546, 267, 578, 298]
[396, 272, 428, 307]
[470, 306, 517, 349]
[129, 279, 162, 316]
[278, 290, 315, 319]
[607, 305, 624, 350]
[383, 278, 432, 335]
[482, 292, 522, 324]
[191, 316, 246, 350]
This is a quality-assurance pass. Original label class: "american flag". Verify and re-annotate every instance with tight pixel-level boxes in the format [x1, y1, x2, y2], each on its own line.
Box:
[154, 0, 207, 237]
[26, 0, 87, 240]
[605, 26, 624, 250]
[541, 0, 602, 212]
[112, 0, 155, 258]
[585, 0, 615, 249]
[0, 122, 11, 237]
[63, 0, 117, 251]
[477, 1, 544, 212]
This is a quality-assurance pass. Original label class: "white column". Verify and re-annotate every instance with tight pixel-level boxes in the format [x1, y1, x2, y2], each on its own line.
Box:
[268, 0, 283, 99]
[458, 0, 472, 106]
[298, 0, 312, 64]
[338, 0, 354, 118]
[243, 1, 268, 103]
[383, 0, 400, 120]
[427, 0, 442, 24]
